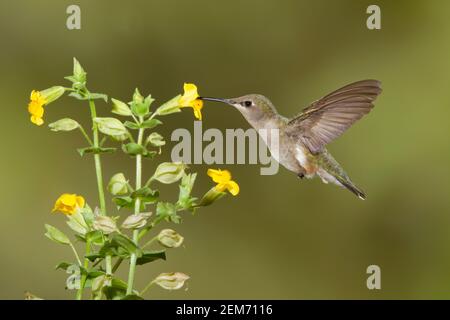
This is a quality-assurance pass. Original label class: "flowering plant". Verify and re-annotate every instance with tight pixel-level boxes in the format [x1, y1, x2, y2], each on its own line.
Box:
[28, 58, 239, 300]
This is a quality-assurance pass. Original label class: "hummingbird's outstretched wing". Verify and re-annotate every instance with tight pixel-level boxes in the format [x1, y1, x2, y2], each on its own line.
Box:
[286, 80, 382, 154]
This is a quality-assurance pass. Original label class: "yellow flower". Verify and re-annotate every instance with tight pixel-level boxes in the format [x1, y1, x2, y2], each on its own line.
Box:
[179, 83, 204, 120]
[28, 90, 47, 126]
[52, 193, 85, 215]
[207, 169, 240, 196]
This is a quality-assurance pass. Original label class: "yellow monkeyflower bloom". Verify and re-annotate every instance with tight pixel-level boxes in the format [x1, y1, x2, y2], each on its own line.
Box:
[52, 193, 85, 215]
[28, 90, 47, 126]
[207, 169, 240, 196]
[179, 83, 204, 120]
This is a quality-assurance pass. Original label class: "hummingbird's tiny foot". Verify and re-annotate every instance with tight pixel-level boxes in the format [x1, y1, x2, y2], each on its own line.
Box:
[297, 173, 305, 179]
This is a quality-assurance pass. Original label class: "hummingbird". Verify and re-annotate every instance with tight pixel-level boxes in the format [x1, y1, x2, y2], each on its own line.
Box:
[201, 80, 382, 200]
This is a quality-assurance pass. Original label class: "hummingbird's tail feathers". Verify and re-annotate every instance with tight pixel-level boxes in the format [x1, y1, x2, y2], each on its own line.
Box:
[336, 176, 366, 200]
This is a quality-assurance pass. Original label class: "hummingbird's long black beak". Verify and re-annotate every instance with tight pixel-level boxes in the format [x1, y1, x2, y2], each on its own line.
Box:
[199, 97, 234, 105]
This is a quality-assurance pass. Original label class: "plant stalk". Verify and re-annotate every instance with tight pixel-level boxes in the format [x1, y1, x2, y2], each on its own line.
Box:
[126, 122, 145, 295]
[88, 100, 113, 278]
[76, 239, 91, 300]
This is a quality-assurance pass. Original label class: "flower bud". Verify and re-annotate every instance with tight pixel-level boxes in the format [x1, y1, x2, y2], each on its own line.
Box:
[111, 98, 132, 116]
[199, 187, 226, 207]
[73, 57, 86, 83]
[40, 86, 65, 104]
[155, 95, 182, 116]
[146, 132, 165, 147]
[108, 173, 129, 196]
[133, 88, 144, 103]
[152, 162, 186, 184]
[49, 118, 80, 132]
[93, 215, 118, 234]
[157, 229, 184, 248]
[93, 117, 128, 137]
[66, 210, 89, 235]
[152, 272, 189, 290]
[121, 212, 152, 229]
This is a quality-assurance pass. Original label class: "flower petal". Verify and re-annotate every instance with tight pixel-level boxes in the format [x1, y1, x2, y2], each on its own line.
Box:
[61, 194, 77, 206]
[75, 196, 85, 209]
[207, 169, 231, 184]
[28, 102, 44, 117]
[226, 180, 240, 196]
[214, 183, 227, 193]
[179, 83, 200, 106]
[31, 116, 44, 126]
[193, 107, 202, 121]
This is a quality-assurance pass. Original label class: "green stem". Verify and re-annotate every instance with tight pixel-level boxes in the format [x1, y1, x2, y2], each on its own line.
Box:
[76, 240, 91, 300]
[69, 242, 82, 266]
[88, 100, 113, 277]
[126, 123, 145, 295]
[78, 126, 93, 145]
[112, 258, 123, 273]
[140, 280, 154, 296]
[142, 236, 158, 250]
[137, 215, 165, 241]
[90, 101, 106, 214]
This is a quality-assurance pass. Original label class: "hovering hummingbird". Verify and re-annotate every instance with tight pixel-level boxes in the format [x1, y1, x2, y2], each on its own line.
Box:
[201, 80, 382, 200]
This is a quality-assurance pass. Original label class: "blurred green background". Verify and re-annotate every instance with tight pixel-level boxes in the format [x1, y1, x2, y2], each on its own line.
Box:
[1, 0, 450, 299]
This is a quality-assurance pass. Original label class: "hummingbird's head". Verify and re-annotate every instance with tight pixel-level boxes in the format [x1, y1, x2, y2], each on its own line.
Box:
[200, 94, 277, 125]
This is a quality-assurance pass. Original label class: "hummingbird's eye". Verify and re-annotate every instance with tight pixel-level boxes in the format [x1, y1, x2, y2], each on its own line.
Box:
[243, 100, 252, 107]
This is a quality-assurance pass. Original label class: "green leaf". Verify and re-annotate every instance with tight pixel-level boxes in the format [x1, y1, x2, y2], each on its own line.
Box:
[49, 118, 80, 132]
[86, 230, 105, 246]
[77, 147, 116, 157]
[110, 134, 129, 142]
[75, 234, 86, 243]
[66, 210, 89, 235]
[96, 241, 128, 259]
[73, 57, 86, 83]
[94, 117, 128, 137]
[156, 202, 181, 224]
[131, 187, 159, 204]
[79, 204, 95, 226]
[44, 224, 70, 245]
[111, 234, 141, 256]
[68, 92, 88, 100]
[130, 90, 155, 117]
[89, 93, 108, 102]
[144, 94, 155, 108]
[64, 75, 77, 83]
[111, 98, 132, 116]
[124, 121, 140, 130]
[88, 271, 106, 280]
[85, 253, 104, 262]
[142, 150, 157, 159]
[55, 262, 73, 271]
[136, 250, 166, 265]
[122, 143, 146, 156]
[140, 119, 162, 129]
[121, 295, 144, 300]
[113, 196, 134, 209]
[103, 278, 129, 300]
[131, 103, 149, 117]
[177, 173, 197, 210]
